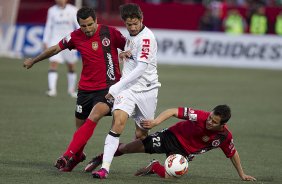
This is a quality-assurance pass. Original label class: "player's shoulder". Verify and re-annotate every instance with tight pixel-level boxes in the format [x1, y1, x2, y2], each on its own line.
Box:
[101, 24, 121, 33]
[223, 125, 233, 135]
[98, 24, 123, 37]
[139, 26, 156, 40]
[143, 26, 155, 36]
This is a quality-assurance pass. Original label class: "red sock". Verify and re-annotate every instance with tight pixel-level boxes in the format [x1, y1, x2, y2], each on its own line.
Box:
[152, 162, 166, 178]
[64, 118, 97, 158]
[75, 144, 86, 158]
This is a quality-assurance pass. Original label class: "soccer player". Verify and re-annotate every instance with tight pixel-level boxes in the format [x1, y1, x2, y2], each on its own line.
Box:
[23, 7, 126, 171]
[88, 105, 256, 181]
[43, 0, 79, 98]
[92, 3, 161, 179]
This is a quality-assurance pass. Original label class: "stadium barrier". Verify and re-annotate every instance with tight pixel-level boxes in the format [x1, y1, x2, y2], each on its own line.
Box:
[1, 24, 282, 70]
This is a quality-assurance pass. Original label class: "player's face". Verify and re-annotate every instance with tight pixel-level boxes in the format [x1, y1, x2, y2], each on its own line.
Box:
[206, 112, 223, 131]
[79, 17, 97, 37]
[124, 18, 143, 36]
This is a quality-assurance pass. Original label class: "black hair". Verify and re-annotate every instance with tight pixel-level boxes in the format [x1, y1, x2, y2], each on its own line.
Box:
[212, 105, 231, 124]
[77, 7, 96, 24]
[119, 3, 143, 21]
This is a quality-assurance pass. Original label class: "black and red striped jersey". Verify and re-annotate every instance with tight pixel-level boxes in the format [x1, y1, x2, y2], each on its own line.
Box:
[59, 24, 126, 91]
[169, 107, 236, 159]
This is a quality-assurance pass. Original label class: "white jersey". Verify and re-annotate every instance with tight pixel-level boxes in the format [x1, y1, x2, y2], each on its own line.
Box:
[43, 4, 79, 47]
[122, 26, 161, 92]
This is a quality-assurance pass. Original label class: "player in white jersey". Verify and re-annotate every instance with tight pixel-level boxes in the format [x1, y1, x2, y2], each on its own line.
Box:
[43, 0, 79, 97]
[91, 3, 161, 179]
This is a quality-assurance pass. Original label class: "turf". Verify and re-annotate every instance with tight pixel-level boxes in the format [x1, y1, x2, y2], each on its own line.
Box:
[0, 57, 281, 184]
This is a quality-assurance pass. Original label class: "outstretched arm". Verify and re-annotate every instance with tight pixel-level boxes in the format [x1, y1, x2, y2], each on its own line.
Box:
[230, 151, 256, 181]
[141, 108, 178, 129]
[23, 44, 62, 69]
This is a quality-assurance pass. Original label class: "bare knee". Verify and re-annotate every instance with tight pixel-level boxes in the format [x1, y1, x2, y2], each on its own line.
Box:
[135, 126, 148, 140]
[88, 103, 110, 122]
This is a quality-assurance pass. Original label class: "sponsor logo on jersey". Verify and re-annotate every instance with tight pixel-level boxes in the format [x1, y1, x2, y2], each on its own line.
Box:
[188, 113, 197, 121]
[141, 39, 150, 59]
[92, 41, 98, 50]
[202, 136, 210, 142]
[183, 107, 188, 118]
[188, 108, 195, 113]
[102, 37, 110, 47]
[115, 96, 123, 104]
[212, 139, 220, 147]
[229, 139, 235, 151]
[106, 53, 115, 80]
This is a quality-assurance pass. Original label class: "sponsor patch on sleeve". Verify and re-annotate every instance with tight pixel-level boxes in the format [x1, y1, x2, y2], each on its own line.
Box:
[188, 113, 197, 121]
[188, 108, 197, 121]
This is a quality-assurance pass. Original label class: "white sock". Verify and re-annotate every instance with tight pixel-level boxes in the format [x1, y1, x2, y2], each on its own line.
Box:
[48, 71, 58, 93]
[101, 132, 120, 172]
[67, 72, 77, 93]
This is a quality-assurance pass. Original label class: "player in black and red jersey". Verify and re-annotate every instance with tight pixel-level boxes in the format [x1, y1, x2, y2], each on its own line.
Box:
[86, 104, 256, 181]
[23, 7, 126, 171]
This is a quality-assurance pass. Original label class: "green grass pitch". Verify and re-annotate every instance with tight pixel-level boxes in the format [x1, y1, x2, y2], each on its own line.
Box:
[0, 57, 281, 184]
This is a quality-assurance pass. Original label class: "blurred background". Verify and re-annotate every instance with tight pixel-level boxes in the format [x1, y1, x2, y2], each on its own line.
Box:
[1, 0, 282, 70]
[1, 1, 282, 184]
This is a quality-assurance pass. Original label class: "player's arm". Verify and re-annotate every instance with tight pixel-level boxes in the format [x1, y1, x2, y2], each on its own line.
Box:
[23, 44, 62, 69]
[141, 108, 178, 129]
[106, 61, 148, 99]
[230, 151, 256, 181]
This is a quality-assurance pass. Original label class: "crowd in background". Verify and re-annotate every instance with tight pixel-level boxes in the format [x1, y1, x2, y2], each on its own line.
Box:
[142, 0, 282, 6]
[198, 2, 282, 35]
[7, 0, 282, 35]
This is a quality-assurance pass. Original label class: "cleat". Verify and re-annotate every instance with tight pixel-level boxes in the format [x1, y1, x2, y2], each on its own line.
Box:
[92, 168, 108, 179]
[60, 153, 86, 172]
[46, 90, 57, 97]
[84, 155, 102, 172]
[54, 156, 68, 170]
[68, 91, 77, 98]
[135, 159, 159, 176]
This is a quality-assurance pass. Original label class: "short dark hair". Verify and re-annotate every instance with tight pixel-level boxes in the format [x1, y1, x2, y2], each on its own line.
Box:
[119, 3, 143, 21]
[213, 105, 231, 124]
[77, 7, 96, 24]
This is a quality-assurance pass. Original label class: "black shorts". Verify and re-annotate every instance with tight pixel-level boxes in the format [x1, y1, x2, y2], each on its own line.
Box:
[75, 89, 113, 120]
[142, 129, 188, 158]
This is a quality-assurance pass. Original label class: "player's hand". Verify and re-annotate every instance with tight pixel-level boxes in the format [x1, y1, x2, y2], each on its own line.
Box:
[119, 50, 132, 61]
[23, 58, 35, 69]
[241, 174, 256, 181]
[105, 93, 114, 100]
[141, 120, 158, 129]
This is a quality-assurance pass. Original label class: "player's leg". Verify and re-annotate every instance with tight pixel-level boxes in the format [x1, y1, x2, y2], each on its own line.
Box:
[134, 123, 148, 140]
[64, 50, 78, 98]
[133, 88, 158, 140]
[136, 129, 186, 179]
[92, 89, 135, 178]
[55, 90, 111, 171]
[47, 54, 63, 96]
[134, 130, 168, 178]
[63, 103, 110, 157]
[92, 110, 128, 177]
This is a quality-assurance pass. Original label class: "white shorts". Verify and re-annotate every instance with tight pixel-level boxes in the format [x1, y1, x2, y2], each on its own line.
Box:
[113, 88, 159, 130]
[49, 49, 78, 64]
